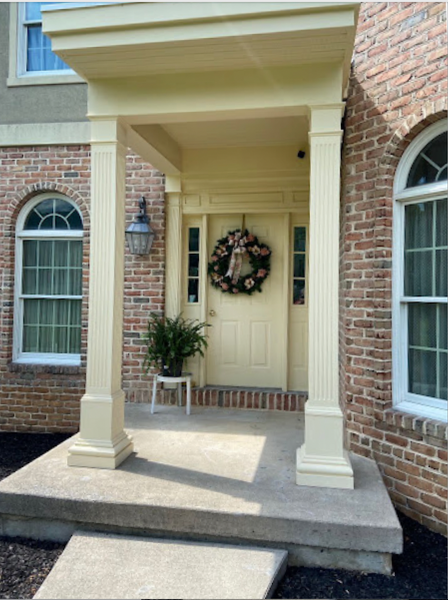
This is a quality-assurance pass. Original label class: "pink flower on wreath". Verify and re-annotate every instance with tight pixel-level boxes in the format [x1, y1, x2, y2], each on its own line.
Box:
[257, 269, 267, 278]
[246, 234, 255, 242]
[232, 288, 239, 294]
[260, 247, 270, 256]
[221, 283, 229, 290]
[214, 265, 219, 271]
[212, 255, 219, 261]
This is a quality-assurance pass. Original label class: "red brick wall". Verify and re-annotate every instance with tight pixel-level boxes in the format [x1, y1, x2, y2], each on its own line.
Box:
[342, 2, 448, 534]
[0, 145, 165, 432]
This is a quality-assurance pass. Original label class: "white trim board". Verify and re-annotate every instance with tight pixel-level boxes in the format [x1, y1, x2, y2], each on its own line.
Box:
[0, 122, 91, 147]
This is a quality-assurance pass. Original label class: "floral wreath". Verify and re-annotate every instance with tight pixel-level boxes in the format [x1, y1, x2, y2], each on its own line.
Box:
[208, 229, 271, 295]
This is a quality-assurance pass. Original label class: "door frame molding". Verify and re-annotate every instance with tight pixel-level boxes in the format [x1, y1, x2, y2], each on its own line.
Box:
[169, 191, 309, 391]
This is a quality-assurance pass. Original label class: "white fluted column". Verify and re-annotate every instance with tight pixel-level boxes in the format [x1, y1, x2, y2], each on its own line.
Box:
[68, 119, 134, 469]
[296, 105, 354, 489]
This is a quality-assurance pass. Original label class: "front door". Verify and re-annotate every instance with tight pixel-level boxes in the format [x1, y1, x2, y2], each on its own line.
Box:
[206, 214, 284, 388]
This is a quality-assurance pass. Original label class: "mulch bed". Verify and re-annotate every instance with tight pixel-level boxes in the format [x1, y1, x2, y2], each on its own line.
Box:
[275, 511, 448, 599]
[0, 433, 70, 600]
[0, 432, 447, 599]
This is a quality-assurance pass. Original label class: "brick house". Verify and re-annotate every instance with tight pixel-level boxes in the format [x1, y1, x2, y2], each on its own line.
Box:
[0, 2, 446, 535]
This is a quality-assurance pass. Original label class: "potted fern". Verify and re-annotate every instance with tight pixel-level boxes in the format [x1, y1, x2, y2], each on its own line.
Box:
[142, 313, 209, 377]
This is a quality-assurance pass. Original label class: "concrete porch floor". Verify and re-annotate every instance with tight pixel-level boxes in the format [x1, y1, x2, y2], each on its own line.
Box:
[0, 405, 402, 574]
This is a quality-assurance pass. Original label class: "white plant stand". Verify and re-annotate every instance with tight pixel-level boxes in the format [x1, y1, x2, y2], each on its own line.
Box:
[151, 373, 192, 415]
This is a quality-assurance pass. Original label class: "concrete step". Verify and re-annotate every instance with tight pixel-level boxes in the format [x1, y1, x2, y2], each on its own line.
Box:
[34, 532, 288, 600]
[0, 407, 402, 575]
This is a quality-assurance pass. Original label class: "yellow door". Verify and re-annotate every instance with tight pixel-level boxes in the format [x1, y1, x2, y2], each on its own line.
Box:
[206, 214, 284, 388]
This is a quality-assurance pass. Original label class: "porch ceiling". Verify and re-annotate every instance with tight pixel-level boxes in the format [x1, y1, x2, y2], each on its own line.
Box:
[140, 116, 309, 149]
[43, 2, 359, 89]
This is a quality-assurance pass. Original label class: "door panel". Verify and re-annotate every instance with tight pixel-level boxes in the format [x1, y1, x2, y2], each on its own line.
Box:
[207, 214, 283, 388]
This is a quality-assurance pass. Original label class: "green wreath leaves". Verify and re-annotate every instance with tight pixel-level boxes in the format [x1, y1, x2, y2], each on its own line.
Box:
[208, 229, 271, 295]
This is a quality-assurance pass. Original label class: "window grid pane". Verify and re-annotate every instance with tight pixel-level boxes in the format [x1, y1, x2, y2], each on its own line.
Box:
[23, 240, 83, 297]
[187, 228, 200, 303]
[404, 199, 447, 297]
[405, 198, 448, 402]
[293, 227, 306, 305]
[23, 299, 81, 354]
[24, 199, 83, 231]
[407, 132, 448, 188]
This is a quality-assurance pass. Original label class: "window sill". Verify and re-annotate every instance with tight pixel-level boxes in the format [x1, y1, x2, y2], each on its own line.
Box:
[8, 361, 83, 375]
[386, 405, 447, 442]
[7, 73, 84, 87]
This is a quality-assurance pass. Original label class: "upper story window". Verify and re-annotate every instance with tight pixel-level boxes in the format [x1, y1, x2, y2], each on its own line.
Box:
[14, 195, 84, 365]
[21, 3, 71, 73]
[393, 121, 448, 421]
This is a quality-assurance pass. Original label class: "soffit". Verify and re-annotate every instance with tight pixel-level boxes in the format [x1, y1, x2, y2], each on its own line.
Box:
[42, 2, 359, 87]
[153, 116, 309, 149]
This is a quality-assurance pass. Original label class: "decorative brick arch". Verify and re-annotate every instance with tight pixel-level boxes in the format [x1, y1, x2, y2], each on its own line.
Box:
[9, 181, 90, 226]
[376, 98, 448, 192]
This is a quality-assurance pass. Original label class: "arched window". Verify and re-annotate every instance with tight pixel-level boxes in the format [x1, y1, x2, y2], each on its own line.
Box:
[14, 194, 83, 364]
[393, 120, 447, 420]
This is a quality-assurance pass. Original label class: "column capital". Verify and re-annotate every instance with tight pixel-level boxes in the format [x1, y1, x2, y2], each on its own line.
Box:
[307, 103, 345, 135]
[89, 117, 128, 146]
[165, 175, 182, 195]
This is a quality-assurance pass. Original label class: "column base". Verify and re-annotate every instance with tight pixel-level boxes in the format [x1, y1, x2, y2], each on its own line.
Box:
[296, 445, 354, 489]
[68, 431, 134, 469]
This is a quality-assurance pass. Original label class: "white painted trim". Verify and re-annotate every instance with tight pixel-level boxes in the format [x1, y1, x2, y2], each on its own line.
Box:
[281, 212, 291, 392]
[392, 123, 448, 421]
[13, 193, 84, 365]
[15, 355, 81, 366]
[199, 214, 208, 388]
[395, 182, 448, 203]
[0, 122, 90, 147]
[17, 231, 84, 240]
[394, 120, 448, 194]
[41, 3, 125, 12]
[8, 3, 83, 86]
[7, 74, 84, 87]
[395, 401, 447, 423]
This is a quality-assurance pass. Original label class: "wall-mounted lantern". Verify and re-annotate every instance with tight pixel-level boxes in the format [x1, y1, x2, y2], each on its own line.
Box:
[125, 197, 155, 255]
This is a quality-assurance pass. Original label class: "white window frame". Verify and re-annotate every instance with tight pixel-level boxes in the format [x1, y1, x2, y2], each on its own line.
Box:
[13, 193, 84, 366]
[393, 120, 448, 421]
[8, 3, 83, 87]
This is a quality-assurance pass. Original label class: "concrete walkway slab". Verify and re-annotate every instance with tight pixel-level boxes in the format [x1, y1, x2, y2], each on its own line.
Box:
[34, 532, 288, 599]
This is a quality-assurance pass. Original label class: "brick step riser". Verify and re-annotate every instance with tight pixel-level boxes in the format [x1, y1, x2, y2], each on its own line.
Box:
[127, 388, 307, 411]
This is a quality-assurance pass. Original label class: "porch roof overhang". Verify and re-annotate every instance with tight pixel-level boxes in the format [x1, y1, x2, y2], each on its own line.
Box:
[43, 2, 359, 89]
[43, 2, 359, 176]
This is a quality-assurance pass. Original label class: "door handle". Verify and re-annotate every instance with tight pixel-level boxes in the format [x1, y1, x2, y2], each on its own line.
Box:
[209, 310, 216, 317]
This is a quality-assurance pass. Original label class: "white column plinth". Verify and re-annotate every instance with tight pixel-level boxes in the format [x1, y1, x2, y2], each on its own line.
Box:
[68, 119, 133, 469]
[296, 105, 354, 490]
